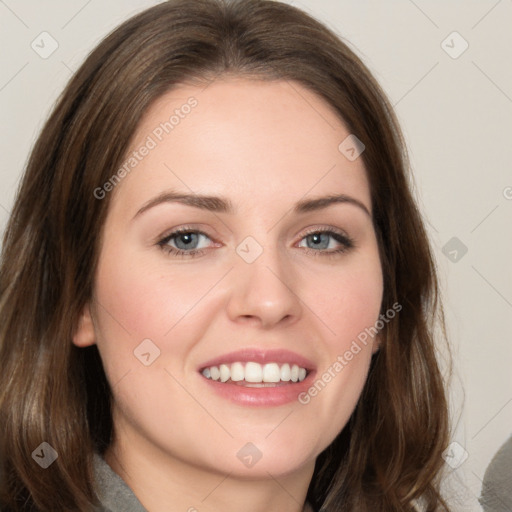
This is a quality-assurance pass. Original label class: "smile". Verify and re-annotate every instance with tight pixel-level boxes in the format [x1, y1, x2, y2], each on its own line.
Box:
[198, 348, 315, 406]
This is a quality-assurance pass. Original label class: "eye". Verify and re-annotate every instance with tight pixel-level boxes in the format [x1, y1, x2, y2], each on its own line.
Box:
[157, 227, 354, 259]
[297, 228, 354, 257]
[157, 228, 214, 258]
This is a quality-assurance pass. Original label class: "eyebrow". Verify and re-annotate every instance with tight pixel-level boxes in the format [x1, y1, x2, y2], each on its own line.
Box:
[133, 190, 371, 219]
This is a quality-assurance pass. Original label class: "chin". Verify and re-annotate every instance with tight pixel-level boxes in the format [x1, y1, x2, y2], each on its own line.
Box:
[192, 431, 320, 479]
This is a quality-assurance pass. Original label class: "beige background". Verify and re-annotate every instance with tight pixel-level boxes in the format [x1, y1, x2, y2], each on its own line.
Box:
[1, 1, 511, 510]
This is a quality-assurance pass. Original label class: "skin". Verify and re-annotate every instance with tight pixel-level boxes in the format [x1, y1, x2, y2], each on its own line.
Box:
[73, 77, 384, 512]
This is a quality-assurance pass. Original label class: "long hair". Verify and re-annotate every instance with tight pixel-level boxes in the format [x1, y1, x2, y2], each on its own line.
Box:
[0, 1, 450, 510]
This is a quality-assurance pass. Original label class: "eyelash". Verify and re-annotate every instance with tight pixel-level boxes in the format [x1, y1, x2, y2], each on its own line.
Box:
[157, 226, 355, 259]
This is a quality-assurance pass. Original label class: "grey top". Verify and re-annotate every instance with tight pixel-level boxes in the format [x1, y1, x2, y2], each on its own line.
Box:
[93, 453, 147, 512]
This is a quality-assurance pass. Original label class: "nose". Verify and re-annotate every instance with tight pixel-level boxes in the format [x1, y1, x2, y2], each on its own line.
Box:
[225, 244, 303, 329]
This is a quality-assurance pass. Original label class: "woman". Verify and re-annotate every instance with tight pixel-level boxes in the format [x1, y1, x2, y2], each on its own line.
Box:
[0, 0, 450, 510]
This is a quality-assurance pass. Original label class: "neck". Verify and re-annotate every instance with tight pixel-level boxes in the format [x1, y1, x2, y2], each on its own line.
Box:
[104, 437, 315, 512]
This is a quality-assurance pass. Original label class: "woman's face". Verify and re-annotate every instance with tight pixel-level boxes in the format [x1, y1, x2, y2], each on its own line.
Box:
[74, 77, 383, 479]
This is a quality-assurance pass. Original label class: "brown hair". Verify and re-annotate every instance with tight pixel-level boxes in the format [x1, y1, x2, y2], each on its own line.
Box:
[0, 0, 450, 510]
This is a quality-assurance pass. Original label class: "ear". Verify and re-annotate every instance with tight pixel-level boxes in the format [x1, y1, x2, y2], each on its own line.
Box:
[371, 334, 381, 355]
[72, 303, 96, 347]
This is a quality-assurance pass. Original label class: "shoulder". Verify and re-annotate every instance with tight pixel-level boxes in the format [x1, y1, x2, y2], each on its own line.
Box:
[480, 435, 512, 511]
[92, 452, 147, 512]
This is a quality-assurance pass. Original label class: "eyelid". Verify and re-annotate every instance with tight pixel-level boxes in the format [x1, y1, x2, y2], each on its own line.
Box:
[297, 224, 351, 239]
[155, 224, 215, 243]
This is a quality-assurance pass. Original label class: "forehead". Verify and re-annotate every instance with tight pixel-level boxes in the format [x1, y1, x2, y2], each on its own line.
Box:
[110, 77, 371, 216]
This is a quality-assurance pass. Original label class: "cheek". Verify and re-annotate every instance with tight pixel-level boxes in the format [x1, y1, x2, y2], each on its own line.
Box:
[296, 252, 383, 450]
[91, 246, 194, 383]
[310, 254, 383, 348]
[90, 240, 232, 394]
[93, 243, 218, 340]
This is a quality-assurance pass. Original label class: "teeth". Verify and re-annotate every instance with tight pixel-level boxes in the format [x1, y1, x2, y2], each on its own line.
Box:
[262, 363, 281, 383]
[280, 363, 291, 382]
[201, 361, 308, 384]
[290, 364, 299, 382]
[210, 366, 220, 381]
[245, 362, 263, 382]
[219, 364, 230, 382]
[231, 362, 244, 382]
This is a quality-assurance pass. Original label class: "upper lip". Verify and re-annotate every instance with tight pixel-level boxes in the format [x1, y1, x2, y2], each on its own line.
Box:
[198, 348, 316, 372]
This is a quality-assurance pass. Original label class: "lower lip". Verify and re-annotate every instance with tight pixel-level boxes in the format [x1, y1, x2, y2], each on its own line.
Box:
[200, 372, 316, 407]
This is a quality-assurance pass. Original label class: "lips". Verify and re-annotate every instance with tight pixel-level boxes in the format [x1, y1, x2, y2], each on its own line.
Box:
[198, 349, 316, 406]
